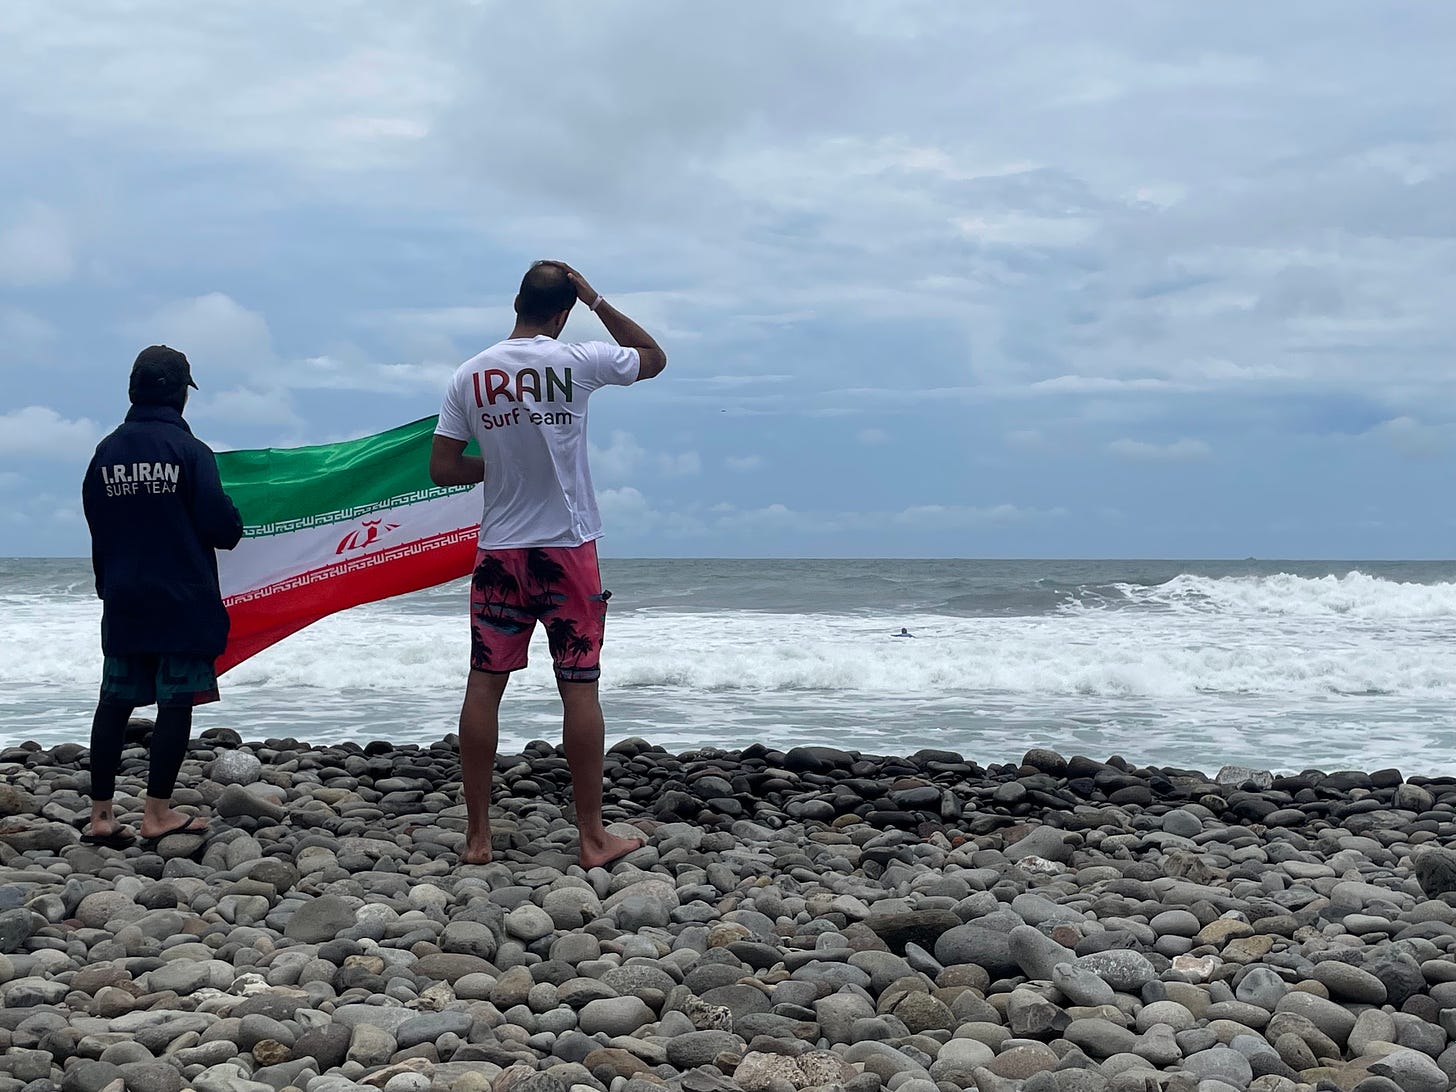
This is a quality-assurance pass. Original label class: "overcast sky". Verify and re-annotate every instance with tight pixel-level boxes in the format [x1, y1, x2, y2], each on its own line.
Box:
[3, 2, 1454, 558]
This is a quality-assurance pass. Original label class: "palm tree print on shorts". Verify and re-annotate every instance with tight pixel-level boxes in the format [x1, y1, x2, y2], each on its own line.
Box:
[546, 615, 598, 679]
[525, 548, 569, 615]
[472, 555, 531, 634]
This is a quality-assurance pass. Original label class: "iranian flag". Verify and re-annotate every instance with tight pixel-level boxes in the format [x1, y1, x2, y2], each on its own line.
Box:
[214, 416, 480, 673]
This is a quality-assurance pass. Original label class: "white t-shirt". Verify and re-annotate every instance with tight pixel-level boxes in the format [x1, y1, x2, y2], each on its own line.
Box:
[436, 336, 640, 549]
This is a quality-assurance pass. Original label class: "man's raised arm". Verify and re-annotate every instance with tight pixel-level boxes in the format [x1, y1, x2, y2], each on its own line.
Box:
[553, 262, 667, 381]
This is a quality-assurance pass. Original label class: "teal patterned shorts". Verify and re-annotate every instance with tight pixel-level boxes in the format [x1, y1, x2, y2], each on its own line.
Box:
[100, 654, 220, 708]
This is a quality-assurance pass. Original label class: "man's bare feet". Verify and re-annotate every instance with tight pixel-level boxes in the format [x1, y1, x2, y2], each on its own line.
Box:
[460, 821, 493, 865]
[580, 830, 644, 870]
[460, 841, 494, 865]
[138, 807, 208, 840]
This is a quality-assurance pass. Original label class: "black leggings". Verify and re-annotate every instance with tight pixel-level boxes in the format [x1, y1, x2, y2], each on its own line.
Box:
[89, 701, 192, 801]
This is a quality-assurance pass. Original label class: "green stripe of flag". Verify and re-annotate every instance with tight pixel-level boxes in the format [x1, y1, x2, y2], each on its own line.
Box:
[216, 416, 474, 528]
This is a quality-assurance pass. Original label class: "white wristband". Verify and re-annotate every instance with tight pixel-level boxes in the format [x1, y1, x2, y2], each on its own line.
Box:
[590, 295, 605, 313]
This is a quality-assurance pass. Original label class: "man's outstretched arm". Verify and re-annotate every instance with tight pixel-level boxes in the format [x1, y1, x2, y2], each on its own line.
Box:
[429, 435, 485, 487]
[553, 262, 667, 381]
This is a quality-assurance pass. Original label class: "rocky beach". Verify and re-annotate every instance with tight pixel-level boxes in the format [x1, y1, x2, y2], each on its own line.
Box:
[2, 727, 1456, 1092]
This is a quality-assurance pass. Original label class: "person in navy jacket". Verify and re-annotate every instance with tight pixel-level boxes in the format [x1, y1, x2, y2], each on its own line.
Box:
[80, 346, 243, 847]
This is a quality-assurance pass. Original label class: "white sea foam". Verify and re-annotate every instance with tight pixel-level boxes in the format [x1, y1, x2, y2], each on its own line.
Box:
[1114, 570, 1456, 620]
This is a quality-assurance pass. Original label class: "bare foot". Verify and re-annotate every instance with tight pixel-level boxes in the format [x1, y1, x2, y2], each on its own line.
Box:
[580, 831, 644, 870]
[460, 841, 493, 865]
[85, 816, 135, 841]
[139, 808, 209, 840]
[460, 822, 493, 865]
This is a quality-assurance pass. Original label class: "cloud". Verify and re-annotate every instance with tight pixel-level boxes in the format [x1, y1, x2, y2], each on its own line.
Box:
[589, 431, 701, 482]
[1107, 437, 1211, 461]
[0, 306, 57, 347]
[1369, 416, 1451, 459]
[701, 375, 795, 389]
[702, 500, 1066, 536]
[135, 292, 274, 374]
[376, 305, 515, 341]
[658, 451, 701, 476]
[1, 490, 84, 529]
[725, 455, 765, 472]
[1031, 376, 1178, 396]
[0, 406, 101, 460]
[1, 7, 447, 175]
[189, 386, 304, 429]
[954, 213, 1096, 247]
[593, 489, 1064, 546]
[0, 203, 73, 287]
[597, 485, 652, 523]
[590, 431, 648, 484]
[597, 486, 711, 538]
[283, 355, 455, 395]
[891, 504, 1063, 527]
[134, 294, 453, 396]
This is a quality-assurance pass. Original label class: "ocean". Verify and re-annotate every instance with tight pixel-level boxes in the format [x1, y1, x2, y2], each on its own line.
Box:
[4, 557, 1456, 774]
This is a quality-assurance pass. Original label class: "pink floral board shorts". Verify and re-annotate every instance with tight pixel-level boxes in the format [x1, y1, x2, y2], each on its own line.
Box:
[468, 541, 609, 681]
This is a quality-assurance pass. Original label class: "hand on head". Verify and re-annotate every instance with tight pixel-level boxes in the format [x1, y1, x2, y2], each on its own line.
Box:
[541, 260, 597, 307]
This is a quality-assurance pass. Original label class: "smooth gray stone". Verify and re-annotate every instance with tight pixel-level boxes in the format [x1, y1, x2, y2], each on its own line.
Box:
[282, 894, 356, 943]
[577, 997, 653, 1037]
[934, 924, 1018, 977]
[1053, 964, 1116, 1007]
[1310, 960, 1386, 1003]
[1009, 925, 1076, 981]
[1233, 966, 1286, 1010]
[1064, 1019, 1139, 1059]
[394, 1010, 474, 1049]
[1182, 1046, 1253, 1087]
[664, 1030, 745, 1069]
[1370, 1049, 1449, 1092]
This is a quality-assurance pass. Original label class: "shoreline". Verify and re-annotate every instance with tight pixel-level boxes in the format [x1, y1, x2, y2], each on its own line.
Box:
[0, 730, 1453, 1092]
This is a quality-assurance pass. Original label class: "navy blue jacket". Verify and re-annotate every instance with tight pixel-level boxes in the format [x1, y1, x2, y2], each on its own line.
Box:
[82, 405, 244, 658]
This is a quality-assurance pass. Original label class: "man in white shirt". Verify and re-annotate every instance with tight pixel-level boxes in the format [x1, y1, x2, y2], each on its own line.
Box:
[430, 261, 667, 869]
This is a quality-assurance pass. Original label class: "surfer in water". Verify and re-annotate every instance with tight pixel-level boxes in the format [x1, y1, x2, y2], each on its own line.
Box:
[893, 627, 915, 638]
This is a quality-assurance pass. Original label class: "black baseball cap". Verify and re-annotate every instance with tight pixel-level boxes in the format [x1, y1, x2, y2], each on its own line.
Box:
[129, 345, 199, 399]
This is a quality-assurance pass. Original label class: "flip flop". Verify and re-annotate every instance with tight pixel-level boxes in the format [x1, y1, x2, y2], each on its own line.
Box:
[140, 815, 209, 845]
[81, 829, 136, 849]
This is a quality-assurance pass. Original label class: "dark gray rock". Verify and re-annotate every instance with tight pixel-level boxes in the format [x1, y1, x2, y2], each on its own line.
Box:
[935, 923, 1018, 976]
[1182, 1046, 1253, 1087]
[291, 1024, 350, 1069]
[0, 909, 36, 954]
[1414, 847, 1456, 897]
[60, 1060, 122, 1092]
[395, 1010, 474, 1050]
[1005, 826, 1072, 864]
[215, 784, 287, 822]
[1009, 925, 1076, 980]
[666, 1030, 745, 1069]
[865, 909, 962, 954]
[117, 1062, 183, 1092]
[283, 895, 356, 943]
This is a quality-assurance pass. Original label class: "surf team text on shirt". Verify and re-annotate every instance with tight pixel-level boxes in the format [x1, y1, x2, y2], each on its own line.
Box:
[100, 462, 181, 496]
[472, 367, 576, 430]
